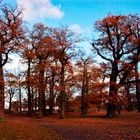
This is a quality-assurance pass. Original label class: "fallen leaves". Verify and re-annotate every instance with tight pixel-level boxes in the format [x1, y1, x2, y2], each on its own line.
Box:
[0, 111, 139, 140]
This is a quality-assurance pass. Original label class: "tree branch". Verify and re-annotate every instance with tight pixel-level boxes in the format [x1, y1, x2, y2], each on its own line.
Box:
[92, 43, 112, 62]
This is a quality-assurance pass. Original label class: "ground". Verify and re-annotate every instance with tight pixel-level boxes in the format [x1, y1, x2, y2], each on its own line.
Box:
[0, 111, 140, 140]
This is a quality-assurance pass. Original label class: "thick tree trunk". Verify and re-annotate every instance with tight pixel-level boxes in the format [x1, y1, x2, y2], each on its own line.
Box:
[106, 62, 118, 118]
[81, 82, 88, 116]
[49, 97, 54, 114]
[38, 90, 46, 117]
[38, 69, 46, 117]
[135, 64, 140, 112]
[0, 67, 4, 118]
[60, 64, 65, 119]
[106, 103, 116, 118]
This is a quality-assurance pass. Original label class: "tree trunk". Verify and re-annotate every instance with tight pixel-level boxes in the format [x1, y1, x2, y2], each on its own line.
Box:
[49, 98, 54, 114]
[60, 64, 65, 119]
[38, 68, 46, 117]
[126, 82, 133, 112]
[0, 66, 4, 118]
[19, 86, 22, 114]
[27, 59, 32, 116]
[81, 80, 85, 116]
[81, 73, 87, 116]
[106, 103, 116, 118]
[135, 64, 140, 112]
[81, 66, 86, 116]
[9, 93, 12, 113]
[49, 94, 55, 114]
[49, 73, 55, 114]
[34, 92, 38, 114]
[81, 90, 85, 116]
[127, 94, 133, 112]
[106, 62, 118, 118]
[81, 66, 89, 117]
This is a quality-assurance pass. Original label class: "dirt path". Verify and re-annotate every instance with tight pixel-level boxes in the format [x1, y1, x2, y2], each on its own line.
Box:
[45, 122, 139, 140]
[46, 123, 106, 140]
[42, 112, 140, 140]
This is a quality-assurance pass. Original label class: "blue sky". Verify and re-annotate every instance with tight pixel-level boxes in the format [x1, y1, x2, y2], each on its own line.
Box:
[3, 0, 140, 60]
[53, 0, 140, 27]
[2, 0, 140, 71]
[4, 0, 140, 31]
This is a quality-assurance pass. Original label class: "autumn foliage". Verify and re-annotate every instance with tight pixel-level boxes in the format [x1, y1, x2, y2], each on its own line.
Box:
[0, 2, 139, 123]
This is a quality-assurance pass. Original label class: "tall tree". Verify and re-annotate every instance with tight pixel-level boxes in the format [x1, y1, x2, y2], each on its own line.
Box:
[92, 14, 140, 117]
[130, 15, 140, 112]
[16, 73, 24, 114]
[5, 73, 17, 113]
[0, 5, 24, 117]
[30, 23, 55, 117]
[22, 47, 35, 116]
[76, 56, 93, 116]
[51, 26, 80, 119]
[48, 60, 60, 114]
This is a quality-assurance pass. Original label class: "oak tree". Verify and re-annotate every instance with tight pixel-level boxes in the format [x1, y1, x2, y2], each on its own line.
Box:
[0, 5, 25, 117]
[92, 14, 140, 117]
[50, 26, 80, 119]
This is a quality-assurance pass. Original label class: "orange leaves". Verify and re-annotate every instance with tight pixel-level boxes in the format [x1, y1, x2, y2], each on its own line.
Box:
[94, 14, 140, 58]
[55, 85, 65, 92]
[93, 14, 140, 112]
[25, 49, 35, 59]
[133, 37, 140, 46]
[0, 6, 25, 69]
[110, 82, 120, 89]
[99, 14, 127, 29]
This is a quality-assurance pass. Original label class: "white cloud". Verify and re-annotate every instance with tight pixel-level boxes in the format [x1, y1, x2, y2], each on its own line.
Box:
[17, 0, 64, 22]
[69, 24, 84, 34]
[4, 54, 26, 72]
[69, 24, 91, 36]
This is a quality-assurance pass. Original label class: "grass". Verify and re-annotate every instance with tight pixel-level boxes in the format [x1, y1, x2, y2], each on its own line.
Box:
[0, 111, 139, 140]
[0, 116, 64, 140]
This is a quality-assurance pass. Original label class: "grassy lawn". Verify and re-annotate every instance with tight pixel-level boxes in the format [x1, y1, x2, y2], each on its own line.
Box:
[0, 116, 64, 140]
[0, 111, 139, 140]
